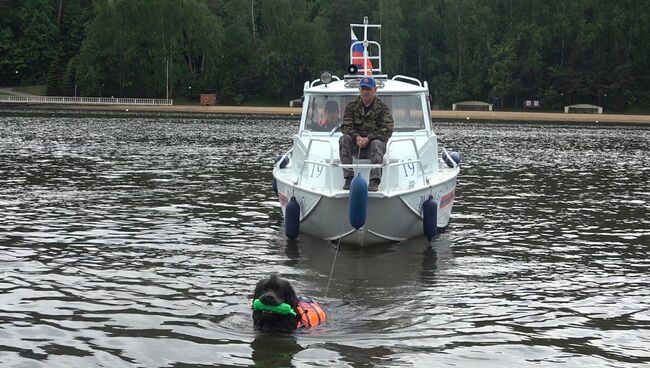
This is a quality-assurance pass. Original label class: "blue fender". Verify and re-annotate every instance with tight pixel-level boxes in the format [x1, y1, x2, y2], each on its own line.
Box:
[422, 196, 438, 241]
[275, 155, 289, 169]
[285, 196, 300, 239]
[349, 175, 368, 230]
[271, 178, 278, 194]
[444, 151, 463, 168]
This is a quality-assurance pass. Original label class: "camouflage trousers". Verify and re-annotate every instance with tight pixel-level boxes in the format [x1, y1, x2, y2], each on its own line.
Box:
[339, 134, 386, 181]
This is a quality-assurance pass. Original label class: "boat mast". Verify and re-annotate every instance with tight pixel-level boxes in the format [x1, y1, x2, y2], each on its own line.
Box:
[349, 16, 383, 77]
[362, 17, 370, 76]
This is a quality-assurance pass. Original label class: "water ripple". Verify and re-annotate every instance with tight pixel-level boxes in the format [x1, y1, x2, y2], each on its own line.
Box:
[0, 115, 648, 367]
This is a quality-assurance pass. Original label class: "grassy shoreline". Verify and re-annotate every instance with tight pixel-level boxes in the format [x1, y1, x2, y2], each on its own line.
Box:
[1, 102, 649, 124]
[1, 84, 649, 124]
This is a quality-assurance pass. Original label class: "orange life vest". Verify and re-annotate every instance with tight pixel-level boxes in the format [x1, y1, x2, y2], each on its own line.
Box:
[296, 298, 326, 329]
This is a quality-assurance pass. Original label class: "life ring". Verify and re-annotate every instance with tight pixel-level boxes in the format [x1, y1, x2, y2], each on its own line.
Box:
[202, 96, 209, 105]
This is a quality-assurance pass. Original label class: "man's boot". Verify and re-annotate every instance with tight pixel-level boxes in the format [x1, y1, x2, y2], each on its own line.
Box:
[368, 178, 380, 192]
[342, 177, 353, 190]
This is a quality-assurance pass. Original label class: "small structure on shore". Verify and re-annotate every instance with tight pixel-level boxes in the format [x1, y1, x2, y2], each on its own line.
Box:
[564, 104, 603, 114]
[524, 100, 542, 109]
[200, 94, 216, 106]
[452, 100, 493, 111]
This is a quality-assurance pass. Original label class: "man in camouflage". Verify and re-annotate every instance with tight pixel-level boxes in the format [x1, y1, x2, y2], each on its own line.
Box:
[339, 76, 394, 192]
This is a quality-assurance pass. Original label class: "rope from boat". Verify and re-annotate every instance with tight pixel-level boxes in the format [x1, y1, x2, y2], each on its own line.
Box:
[324, 234, 342, 298]
[325, 146, 363, 298]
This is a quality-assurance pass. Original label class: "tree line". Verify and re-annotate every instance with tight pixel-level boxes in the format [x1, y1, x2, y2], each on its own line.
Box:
[1, 0, 649, 111]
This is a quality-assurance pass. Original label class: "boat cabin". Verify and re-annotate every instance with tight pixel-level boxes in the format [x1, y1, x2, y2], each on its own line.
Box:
[300, 76, 432, 135]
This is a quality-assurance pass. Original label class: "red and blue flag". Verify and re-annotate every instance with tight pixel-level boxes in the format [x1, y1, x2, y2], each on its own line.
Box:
[351, 29, 373, 74]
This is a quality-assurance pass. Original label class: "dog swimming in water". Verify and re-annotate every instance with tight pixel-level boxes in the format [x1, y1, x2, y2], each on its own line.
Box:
[252, 273, 326, 332]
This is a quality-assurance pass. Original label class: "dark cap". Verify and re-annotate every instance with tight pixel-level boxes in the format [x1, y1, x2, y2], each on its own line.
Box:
[359, 76, 376, 89]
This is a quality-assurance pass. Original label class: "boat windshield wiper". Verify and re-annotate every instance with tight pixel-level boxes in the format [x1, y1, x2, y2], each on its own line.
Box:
[328, 124, 342, 136]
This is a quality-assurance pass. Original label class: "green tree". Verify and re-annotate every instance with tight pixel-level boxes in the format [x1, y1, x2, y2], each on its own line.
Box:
[0, 27, 24, 85]
[328, 0, 370, 74]
[46, 0, 93, 95]
[254, 0, 334, 100]
[14, 0, 58, 84]
[76, 0, 223, 98]
[2, 0, 649, 110]
[372, 0, 405, 74]
[210, 0, 256, 104]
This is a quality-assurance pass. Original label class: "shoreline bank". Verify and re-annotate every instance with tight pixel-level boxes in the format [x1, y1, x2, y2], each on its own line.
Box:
[1, 102, 650, 124]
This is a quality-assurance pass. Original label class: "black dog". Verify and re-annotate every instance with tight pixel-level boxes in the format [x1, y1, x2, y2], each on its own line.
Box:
[252, 273, 300, 332]
[252, 274, 326, 332]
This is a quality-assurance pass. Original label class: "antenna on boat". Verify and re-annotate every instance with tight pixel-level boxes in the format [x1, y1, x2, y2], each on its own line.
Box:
[346, 16, 386, 80]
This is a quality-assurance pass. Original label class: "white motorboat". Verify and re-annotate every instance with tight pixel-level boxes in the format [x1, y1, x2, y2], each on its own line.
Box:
[273, 17, 461, 246]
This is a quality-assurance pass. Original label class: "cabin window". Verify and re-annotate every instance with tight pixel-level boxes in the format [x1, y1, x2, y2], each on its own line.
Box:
[303, 94, 425, 132]
[304, 96, 346, 132]
[380, 95, 425, 132]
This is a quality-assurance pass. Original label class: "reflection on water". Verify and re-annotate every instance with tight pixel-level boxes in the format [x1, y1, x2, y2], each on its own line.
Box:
[0, 113, 648, 367]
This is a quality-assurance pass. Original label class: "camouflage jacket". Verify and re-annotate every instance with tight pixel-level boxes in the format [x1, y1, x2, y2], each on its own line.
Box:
[341, 96, 394, 142]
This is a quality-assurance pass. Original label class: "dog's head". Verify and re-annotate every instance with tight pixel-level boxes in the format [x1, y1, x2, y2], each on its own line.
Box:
[252, 273, 300, 332]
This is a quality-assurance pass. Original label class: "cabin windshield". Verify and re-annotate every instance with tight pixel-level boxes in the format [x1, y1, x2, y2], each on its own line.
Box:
[303, 94, 427, 133]
[381, 94, 426, 132]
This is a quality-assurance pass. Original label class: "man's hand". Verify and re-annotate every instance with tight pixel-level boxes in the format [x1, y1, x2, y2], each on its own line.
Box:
[356, 136, 369, 148]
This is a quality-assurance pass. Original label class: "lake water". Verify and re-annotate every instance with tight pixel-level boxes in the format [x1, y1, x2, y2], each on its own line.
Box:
[0, 110, 648, 367]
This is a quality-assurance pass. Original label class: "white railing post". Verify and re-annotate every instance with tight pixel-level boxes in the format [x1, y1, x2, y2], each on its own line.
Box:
[0, 95, 173, 106]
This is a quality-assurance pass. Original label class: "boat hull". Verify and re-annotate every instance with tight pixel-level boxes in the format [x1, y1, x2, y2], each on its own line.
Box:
[275, 172, 457, 246]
